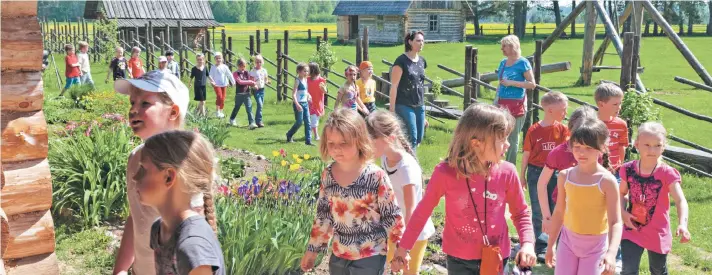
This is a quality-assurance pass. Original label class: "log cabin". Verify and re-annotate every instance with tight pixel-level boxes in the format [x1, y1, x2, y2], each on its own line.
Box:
[83, 0, 221, 50]
[332, 0, 466, 44]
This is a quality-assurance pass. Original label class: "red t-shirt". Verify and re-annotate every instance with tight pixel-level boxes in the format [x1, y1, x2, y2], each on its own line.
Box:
[604, 117, 629, 171]
[307, 76, 327, 116]
[128, 57, 144, 78]
[65, 54, 81, 78]
[523, 121, 569, 167]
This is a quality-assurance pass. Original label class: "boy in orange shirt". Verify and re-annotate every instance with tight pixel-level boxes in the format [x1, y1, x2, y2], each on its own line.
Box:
[60, 43, 82, 96]
[520, 91, 569, 261]
[595, 82, 629, 175]
[127, 46, 145, 79]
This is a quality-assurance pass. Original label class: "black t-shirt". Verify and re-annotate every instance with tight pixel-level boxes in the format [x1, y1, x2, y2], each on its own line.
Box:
[110, 57, 127, 80]
[190, 66, 209, 87]
[393, 53, 427, 107]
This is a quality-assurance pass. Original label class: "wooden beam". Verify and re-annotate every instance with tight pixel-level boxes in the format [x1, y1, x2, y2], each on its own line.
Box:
[3, 210, 55, 259]
[1, 159, 52, 216]
[362, 27, 369, 61]
[541, 1, 586, 54]
[533, 40, 542, 122]
[674, 76, 712, 93]
[1, 17, 43, 71]
[1, 111, 48, 163]
[1, 71, 43, 112]
[442, 62, 571, 87]
[620, 32, 634, 89]
[592, 2, 632, 65]
[642, 0, 712, 86]
[464, 45, 472, 110]
[0, 1, 37, 18]
[4, 252, 58, 275]
[580, 1, 597, 86]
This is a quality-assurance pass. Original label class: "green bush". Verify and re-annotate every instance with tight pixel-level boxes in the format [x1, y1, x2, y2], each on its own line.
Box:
[220, 156, 246, 184]
[621, 89, 661, 129]
[67, 84, 96, 105]
[49, 124, 137, 227]
[187, 115, 231, 148]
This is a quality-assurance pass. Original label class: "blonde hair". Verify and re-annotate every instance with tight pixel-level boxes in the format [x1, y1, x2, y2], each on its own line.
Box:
[253, 54, 264, 62]
[568, 105, 597, 131]
[116, 46, 124, 52]
[447, 104, 514, 176]
[143, 130, 218, 233]
[132, 46, 141, 53]
[129, 86, 186, 127]
[594, 82, 624, 103]
[366, 110, 414, 157]
[500, 35, 521, 55]
[541, 91, 568, 107]
[637, 121, 667, 141]
[78, 41, 89, 49]
[320, 108, 373, 162]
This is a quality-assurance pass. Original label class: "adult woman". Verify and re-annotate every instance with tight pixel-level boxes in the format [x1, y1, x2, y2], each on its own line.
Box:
[496, 35, 537, 165]
[389, 31, 427, 151]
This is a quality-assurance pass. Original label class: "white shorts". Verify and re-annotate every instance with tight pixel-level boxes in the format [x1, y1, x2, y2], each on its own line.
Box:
[310, 114, 320, 128]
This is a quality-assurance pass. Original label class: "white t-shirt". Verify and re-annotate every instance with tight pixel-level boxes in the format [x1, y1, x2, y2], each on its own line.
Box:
[209, 64, 235, 87]
[77, 52, 91, 73]
[249, 67, 268, 89]
[381, 152, 435, 241]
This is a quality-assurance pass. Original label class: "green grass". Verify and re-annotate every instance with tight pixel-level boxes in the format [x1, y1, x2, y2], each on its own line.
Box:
[54, 221, 115, 275]
[45, 25, 712, 273]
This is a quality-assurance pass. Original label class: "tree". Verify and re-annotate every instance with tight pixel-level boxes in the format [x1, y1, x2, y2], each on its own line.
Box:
[553, 1, 562, 26]
[708, 0, 712, 35]
[280, 1, 292, 23]
[465, 1, 508, 35]
[512, 1, 529, 38]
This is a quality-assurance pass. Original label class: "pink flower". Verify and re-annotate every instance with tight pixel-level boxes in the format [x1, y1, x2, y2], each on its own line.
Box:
[279, 148, 286, 158]
[218, 185, 229, 196]
[84, 125, 93, 137]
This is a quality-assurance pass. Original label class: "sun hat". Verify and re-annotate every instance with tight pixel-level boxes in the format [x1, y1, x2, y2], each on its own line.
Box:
[114, 70, 189, 119]
[359, 61, 373, 71]
[158, 56, 167, 62]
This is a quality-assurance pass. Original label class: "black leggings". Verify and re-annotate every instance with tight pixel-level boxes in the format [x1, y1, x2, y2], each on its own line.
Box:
[621, 239, 668, 275]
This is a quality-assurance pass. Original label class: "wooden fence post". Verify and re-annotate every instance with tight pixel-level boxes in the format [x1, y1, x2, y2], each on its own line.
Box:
[308, 29, 312, 41]
[508, 24, 511, 35]
[264, 28, 269, 43]
[206, 27, 212, 66]
[571, 0, 577, 36]
[464, 45, 472, 110]
[472, 47, 479, 101]
[179, 21, 184, 77]
[363, 27, 369, 61]
[256, 29, 261, 53]
[620, 32, 634, 89]
[480, 25, 484, 36]
[221, 29, 226, 57]
[249, 35, 254, 56]
[227, 36, 233, 71]
[630, 35, 640, 90]
[160, 31, 165, 55]
[276, 39, 283, 101]
[355, 37, 362, 65]
[534, 40, 543, 122]
[316, 36, 321, 52]
[533, 25, 536, 37]
[580, 1, 597, 86]
[283, 31, 289, 99]
[324, 27, 328, 41]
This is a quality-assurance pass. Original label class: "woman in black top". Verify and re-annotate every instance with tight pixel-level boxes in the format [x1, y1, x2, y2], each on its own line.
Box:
[389, 31, 427, 151]
[189, 54, 209, 116]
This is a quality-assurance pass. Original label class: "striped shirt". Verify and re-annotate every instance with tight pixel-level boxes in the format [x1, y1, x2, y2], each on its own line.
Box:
[307, 163, 404, 260]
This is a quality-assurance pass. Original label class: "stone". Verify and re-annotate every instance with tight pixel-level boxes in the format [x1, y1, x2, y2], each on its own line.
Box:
[256, 155, 266, 160]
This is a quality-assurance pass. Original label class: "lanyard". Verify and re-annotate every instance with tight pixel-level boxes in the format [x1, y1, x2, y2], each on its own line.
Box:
[465, 174, 490, 246]
[636, 160, 658, 202]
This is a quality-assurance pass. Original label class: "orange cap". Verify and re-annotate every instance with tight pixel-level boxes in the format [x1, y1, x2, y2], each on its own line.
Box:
[359, 61, 373, 71]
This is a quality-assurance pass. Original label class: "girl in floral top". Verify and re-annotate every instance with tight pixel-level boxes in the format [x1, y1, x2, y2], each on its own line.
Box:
[300, 108, 404, 275]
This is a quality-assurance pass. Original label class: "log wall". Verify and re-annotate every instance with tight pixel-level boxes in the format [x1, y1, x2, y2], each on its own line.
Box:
[1, 1, 58, 274]
[407, 9, 465, 42]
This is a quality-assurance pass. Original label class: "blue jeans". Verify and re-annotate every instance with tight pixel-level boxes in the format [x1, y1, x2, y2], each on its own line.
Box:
[229, 93, 254, 124]
[394, 104, 425, 150]
[80, 73, 94, 87]
[527, 164, 557, 254]
[253, 88, 265, 124]
[286, 102, 311, 144]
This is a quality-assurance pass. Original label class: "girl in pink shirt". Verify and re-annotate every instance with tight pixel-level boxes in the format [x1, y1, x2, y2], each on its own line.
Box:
[619, 122, 690, 275]
[391, 104, 536, 274]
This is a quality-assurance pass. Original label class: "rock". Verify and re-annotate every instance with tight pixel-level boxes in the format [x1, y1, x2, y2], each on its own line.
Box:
[432, 264, 448, 274]
[256, 155, 266, 160]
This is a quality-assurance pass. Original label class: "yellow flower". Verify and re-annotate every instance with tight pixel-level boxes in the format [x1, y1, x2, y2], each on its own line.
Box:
[290, 164, 301, 171]
[281, 160, 287, 167]
[303, 154, 311, 160]
[296, 158, 303, 164]
[272, 151, 279, 157]
[292, 154, 299, 160]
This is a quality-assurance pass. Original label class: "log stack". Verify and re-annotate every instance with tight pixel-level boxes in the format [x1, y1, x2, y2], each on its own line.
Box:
[1, 1, 59, 274]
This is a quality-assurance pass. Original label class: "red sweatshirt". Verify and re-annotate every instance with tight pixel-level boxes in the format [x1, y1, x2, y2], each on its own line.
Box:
[400, 161, 534, 260]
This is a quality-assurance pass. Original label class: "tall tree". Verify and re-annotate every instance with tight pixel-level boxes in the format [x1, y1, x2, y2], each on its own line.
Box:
[280, 0, 292, 23]
[512, 1, 529, 38]
[553, 1, 562, 26]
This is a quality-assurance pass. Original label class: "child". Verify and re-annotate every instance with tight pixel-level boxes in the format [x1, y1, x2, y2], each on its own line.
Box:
[127, 46, 145, 79]
[208, 53, 235, 118]
[158, 56, 170, 74]
[356, 61, 377, 115]
[138, 130, 225, 275]
[166, 51, 180, 78]
[366, 110, 435, 275]
[106, 46, 127, 83]
[300, 108, 404, 274]
[77, 41, 94, 87]
[619, 122, 690, 275]
[545, 119, 623, 275]
[249, 54, 270, 128]
[112, 70, 204, 275]
[537, 106, 597, 234]
[230, 58, 257, 129]
[392, 104, 536, 274]
[189, 54, 209, 116]
[60, 43, 82, 96]
[286, 63, 314, 145]
[307, 62, 327, 140]
[520, 91, 569, 260]
[336, 66, 368, 114]
[595, 83, 629, 175]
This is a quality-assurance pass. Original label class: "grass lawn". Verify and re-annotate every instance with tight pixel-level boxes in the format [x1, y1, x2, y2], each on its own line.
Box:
[45, 24, 712, 273]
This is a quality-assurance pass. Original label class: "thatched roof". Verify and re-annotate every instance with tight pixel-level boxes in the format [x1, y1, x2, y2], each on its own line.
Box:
[332, 1, 412, 16]
[84, 0, 221, 28]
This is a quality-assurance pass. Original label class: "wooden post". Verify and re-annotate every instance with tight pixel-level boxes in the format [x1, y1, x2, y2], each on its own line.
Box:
[630, 35, 640, 90]
[160, 31, 165, 55]
[92, 26, 96, 62]
[179, 21, 184, 77]
[150, 21, 155, 68]
[264, 28, 269, 43]
[363, 27, 369, 61]
[464, 45, 472, 110]
[592, 2, 632, 66]
[632, 1, 644, 37]
[472, 48, 479, 100]
[533, 40, 543, 122]
[324, 27, 328, 41]
[571, 0, 577, 36]
[620, 32, 634, 89]
[134, 26, 139, 45]
[508, 24, 511, 35]
[356, 37, 362, 65]
[276, 39, 283, 101]
[316, 36, 321, 52]
[249, 35, 254, 56]
[227, 37, 233, 71]
[256, 29, 261, 53]
[283, 31, 289, 99]
[206, 27, 212, 66]
[642, 0, 712, 86]
[580, 1, 597, 86]
[533, 25, 536, 37]
[308, 29, 312, 41]
[480, 25, 484, 36]
[221, 29, 226, 57]
[130, 31, 135, 47]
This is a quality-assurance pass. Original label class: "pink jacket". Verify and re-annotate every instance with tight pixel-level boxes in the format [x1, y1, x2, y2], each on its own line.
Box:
[400, 161, 534, 260]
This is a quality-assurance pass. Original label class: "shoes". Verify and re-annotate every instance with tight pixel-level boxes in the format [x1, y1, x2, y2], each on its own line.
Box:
[257, 123, 265, 128]
[217, 110, 225, 118]
[305, 142, 315, 146]
[314, 136, 320, 141]
[536, 253, 546, 264]
[286, 134, 294, 143]
[615, 259, 622, 275]
[229, 119, 238, 126]
[248, 123, 257, 130]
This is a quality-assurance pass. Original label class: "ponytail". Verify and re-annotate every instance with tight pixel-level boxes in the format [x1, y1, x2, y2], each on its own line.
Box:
[203, 192, 217, 234]
[601, 151, 612, 171]
[396, 133, 415, 158]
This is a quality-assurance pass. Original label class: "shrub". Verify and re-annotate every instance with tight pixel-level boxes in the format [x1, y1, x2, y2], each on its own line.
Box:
[431, 77, 443, 99]
[187, 115, 231, 148]
[620, 89, 661, 129]
[309, 41, 337, 78]
[220, 157, 246, 185]
[80, 90, 130, 116]
[49, 124, 137, 227]
[307, 13, 337, 23]
[67, 84, 96, 105]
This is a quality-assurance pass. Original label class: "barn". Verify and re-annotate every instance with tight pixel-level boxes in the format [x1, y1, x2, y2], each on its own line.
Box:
[83, 0, 221, 50]
[332, 1, 467, 44]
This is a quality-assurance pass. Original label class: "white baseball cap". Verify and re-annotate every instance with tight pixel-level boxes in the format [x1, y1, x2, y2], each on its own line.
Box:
[159, 56, 167, 62]
[114, 70, 189, 119]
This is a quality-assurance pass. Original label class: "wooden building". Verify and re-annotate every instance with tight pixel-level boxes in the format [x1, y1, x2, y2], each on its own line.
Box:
[84, 0, 221, 50]
[332, 1, 466, 44]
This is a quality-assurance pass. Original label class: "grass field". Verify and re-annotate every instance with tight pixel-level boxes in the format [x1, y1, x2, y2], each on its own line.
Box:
[44, 22, 712, 274]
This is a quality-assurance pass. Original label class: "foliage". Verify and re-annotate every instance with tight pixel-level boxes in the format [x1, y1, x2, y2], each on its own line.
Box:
[620, 89, 661, 129]
[187, 115, 231, 148]
[220, 157, 246, 184]
[49, 124, 136, 227]
[55, 224, 115, 274]
[67, 84, 96, 105]
[210, 0, 336, 23]
[80, 90, 131, 116]
[431, 77, 443, 99]
[307, 13, 337, 23]
[94, 17, 120, 64]
[309, 41, 338, 77]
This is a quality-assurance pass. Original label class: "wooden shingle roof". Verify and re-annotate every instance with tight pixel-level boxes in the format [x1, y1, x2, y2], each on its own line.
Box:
[84, 0, 221, 28]
[332, 1, 412, 16]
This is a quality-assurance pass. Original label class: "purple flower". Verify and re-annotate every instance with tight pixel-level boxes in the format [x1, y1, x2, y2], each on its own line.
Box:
[278, 180, 288, 194]
[252, 176, 259, 185]
[252, 182, 261, 196]
[237, 182, 249, 196]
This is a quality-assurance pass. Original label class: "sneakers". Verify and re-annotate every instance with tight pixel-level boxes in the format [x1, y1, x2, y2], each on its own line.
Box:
[286, 134, 294, 143]
[615, 259, 622, 274]
[536, 252, 546, 264]
[229, 119, 238, 126]
[248, 123, 257, 130]
[305, 142, 316, 146]
[216, 110, 225, 118]
[257, 123, 265, 128]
